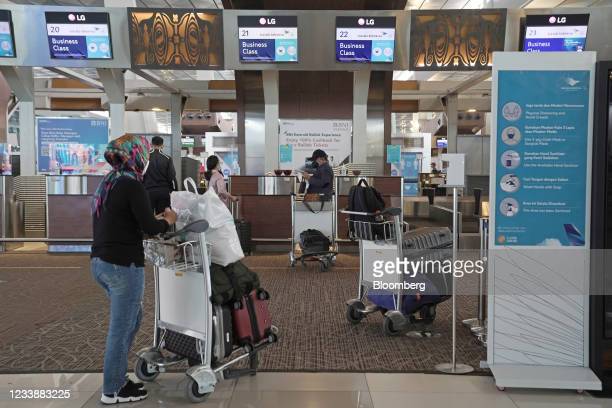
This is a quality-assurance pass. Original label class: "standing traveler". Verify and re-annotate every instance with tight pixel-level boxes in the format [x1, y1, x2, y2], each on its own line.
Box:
[302, 149, 334, 195]
[91, 135, 177, 405]
[143, 136, 177, 214]
[205, 155, 239, 207]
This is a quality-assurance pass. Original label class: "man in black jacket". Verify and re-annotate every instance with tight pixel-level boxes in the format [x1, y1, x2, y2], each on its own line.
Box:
[303, 149, 333, 195]
[143, 136, 177, 214]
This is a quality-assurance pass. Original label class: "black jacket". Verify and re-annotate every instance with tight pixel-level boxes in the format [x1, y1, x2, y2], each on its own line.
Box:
[143, 149, 177, 191]
[307, 162, 334, 194]
[92, 177, 169, 267]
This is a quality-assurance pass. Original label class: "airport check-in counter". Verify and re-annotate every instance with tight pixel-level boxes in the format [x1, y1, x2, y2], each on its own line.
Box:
[0, 175, 101, 247]
[335, 176, 403, 240]
[47, 175, 101, 241]
[229, 176, 296, 241]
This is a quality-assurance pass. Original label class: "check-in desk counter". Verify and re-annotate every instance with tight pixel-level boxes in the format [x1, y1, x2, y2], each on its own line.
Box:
[229, 176, 295, 241]
[47, 175, 102, 241]
[335, 176, 403, 240]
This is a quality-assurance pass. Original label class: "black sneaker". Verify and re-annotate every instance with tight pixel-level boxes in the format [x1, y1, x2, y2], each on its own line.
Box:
[101, 380, 148, 404]
[125, 377, 145, 390]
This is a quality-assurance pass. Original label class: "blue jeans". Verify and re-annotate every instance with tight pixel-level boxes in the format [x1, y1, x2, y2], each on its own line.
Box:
[91, 257, 144, 395]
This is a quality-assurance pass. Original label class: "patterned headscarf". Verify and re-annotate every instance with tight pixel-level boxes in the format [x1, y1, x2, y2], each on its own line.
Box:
[92, 135, 150, 217]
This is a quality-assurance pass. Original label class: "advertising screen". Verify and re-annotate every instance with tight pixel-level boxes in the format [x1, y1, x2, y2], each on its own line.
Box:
[37, 117, 109, 174]
[522, 14, 589, 53]
[0, 10, 15, 58]
[238, 16, 298, 62]
[335, 16, 395, 63]
[45, 11, 112, 59]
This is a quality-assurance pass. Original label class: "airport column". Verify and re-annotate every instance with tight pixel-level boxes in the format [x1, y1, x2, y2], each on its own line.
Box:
[0, 67, 34, 175]
[97, 68, 125, 139]
[353, 71, 371, 163]
[262, 70, 279, 173]
[170, 93, 183, 188]
[445, 92, 458, 153]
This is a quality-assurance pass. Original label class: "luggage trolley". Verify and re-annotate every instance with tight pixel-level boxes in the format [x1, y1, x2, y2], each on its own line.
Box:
[136, 220, 278, 403]
[289, 193, 338, 271]
[340, 208, 409, 335]
[342, 208, 453, 336]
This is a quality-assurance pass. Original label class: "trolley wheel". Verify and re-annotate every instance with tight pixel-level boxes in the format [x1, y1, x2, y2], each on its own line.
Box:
[185, 378, 210, 403]
[268, 332, 279, 343]
[576, 389, 584, 394]
[346, 302, 365, 325]
[383, 315, 401, 336]
[134, 357, 159, 382]
[496, 386, 506, 392]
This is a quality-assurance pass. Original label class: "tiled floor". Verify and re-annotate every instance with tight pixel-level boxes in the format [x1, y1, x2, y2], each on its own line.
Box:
[0, 372, 610, 408]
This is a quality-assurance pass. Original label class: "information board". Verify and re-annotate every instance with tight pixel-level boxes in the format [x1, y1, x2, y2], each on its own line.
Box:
[37, 117, 109, 174]
[494, 70, 590, 246]
[238, 16, 298, 62]
[0, 10, 15, 58]
[335, 16, 395, 63]
[45, 11, 112, 60]
[522, 14, 589, 53]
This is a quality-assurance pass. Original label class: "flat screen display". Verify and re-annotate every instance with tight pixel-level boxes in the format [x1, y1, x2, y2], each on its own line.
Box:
[522, 14, 589, 53]
[238, 16, 298, 62]
[0, 10, 15, 58]
[436, 138, 448, 148]
[45, 11, 112, 60]
[335, 16, 395, 63]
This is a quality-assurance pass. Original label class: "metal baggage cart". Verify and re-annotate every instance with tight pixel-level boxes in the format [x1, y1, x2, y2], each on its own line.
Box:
[341, 209, 452, 336]
[289, 193, 338, 271]
[136, 221, 278, 403]
[341, 207, 410, 335]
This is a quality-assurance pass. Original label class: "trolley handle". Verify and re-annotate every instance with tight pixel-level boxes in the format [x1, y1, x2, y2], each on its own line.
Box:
[340, 207, 401, 217]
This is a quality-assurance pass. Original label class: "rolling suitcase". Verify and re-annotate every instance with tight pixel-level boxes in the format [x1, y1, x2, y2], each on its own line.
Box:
[233, 201, 252, 255]
[232, 289, 272, 346]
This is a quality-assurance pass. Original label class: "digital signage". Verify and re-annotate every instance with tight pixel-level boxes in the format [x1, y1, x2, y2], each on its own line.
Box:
[335, 16, 395, 63]
[45, 11, 112, 60]
[0, 10, 15, 58]
[522, 14, 589, 53]
[238, 16, 298, 62]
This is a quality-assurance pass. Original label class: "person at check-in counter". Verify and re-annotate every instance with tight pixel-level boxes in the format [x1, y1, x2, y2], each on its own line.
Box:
[90, 135, 177, 405]
[205, 154, 239, 207]
[302, 149, 334, 195]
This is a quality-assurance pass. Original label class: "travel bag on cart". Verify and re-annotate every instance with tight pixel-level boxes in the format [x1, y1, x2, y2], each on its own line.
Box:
[347, 179, 386, 239]
[299, 229, 331, 254]
[162, 304, 233, 364]
[232, 289, 273, 346]
[232, 201, 253, 255]
[210, 261, 261, 305]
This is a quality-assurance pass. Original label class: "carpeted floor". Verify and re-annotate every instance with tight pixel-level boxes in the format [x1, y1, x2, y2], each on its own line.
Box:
[0, 252, 486, 373]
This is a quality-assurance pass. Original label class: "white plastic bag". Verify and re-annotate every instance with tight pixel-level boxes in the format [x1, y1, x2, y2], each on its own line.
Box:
[199, 188, 234, 229]
[170, 178, 201, 229]
[207, 222, 244, 266]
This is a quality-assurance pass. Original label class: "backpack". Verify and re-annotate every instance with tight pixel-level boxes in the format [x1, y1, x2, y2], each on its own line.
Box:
[347, 179, 386, 240]
[299, 229, 331, 254]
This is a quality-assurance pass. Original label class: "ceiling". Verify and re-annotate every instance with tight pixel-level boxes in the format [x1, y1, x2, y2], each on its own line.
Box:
[4, 0, 610, 7]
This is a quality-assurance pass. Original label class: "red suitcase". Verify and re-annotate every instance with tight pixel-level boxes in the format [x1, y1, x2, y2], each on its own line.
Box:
[232, 289, 272, 346]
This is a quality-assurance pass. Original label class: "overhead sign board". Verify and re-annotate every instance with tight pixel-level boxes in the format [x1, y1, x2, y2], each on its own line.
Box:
[238, 16, 298, 62]
[522, 14, 590, 53]
[45, 11, 112, 60]
[335, 16, 395, 63]
[128, 8, 223, 69]
[0, 10, 15, 58]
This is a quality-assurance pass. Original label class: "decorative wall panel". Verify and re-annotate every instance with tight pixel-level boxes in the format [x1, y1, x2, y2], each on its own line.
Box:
[128, 8, 223, 70]
[410, 9, 506, 71]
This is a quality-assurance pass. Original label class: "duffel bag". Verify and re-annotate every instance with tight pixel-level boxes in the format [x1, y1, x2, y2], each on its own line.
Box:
[299, 229, 331, 254]
[210, 260, 260, 305]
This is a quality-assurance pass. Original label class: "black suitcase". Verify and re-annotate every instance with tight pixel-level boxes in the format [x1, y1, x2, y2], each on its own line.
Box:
[233, 201, 252, 255]
[299, 229, 331, 254]
[162, 304, 233, 365]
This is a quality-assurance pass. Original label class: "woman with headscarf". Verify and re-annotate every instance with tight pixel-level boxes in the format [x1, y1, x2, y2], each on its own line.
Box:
[91, 135, 176, 405]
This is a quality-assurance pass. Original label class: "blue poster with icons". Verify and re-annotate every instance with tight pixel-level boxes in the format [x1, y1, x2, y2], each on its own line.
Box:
[495, 70, 590, 246]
